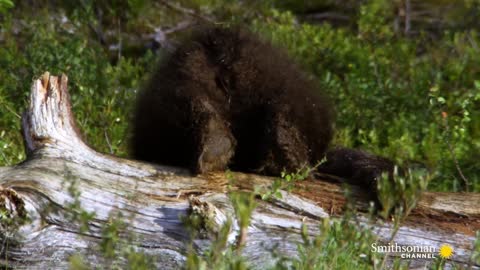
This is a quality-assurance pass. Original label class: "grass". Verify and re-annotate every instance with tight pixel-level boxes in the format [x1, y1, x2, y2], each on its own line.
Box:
[0, 1, 478, 269]
[0, 1, 478, 192]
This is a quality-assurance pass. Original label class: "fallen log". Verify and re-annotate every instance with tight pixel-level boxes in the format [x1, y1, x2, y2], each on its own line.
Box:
[0, 73, 478, 269]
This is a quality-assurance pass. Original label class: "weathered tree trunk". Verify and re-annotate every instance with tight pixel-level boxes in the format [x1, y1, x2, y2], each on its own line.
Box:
[0, 73, 479, 269]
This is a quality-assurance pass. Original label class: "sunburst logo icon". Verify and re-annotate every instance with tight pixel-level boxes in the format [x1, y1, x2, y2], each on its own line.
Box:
[439, 244, 454, 259]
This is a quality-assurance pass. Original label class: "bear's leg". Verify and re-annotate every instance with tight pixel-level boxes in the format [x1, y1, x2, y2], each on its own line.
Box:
[257, 107, 311, 175]
[192, 100, 236, 174]
[317, 147, 395, 190]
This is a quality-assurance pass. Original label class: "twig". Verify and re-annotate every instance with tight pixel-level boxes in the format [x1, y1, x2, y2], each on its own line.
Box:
[236, 226, 247, 253]
[163, 20, 193, 35]
[147, 20, 193, 51]
[104, 130, 113, 154]
[117, 18, 122, 60]
[442, 116, 470, 191]
[303, 12, 350, 22]
[405, 0, 411, 34]
[158, 0, 213, 23]
[0, 100, 21, 119]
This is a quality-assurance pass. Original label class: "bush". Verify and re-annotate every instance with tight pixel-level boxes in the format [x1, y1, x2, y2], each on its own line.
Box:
[0, 11, 153, 165]
[250, 7, 479, 192]
[0, 0, 478, 194]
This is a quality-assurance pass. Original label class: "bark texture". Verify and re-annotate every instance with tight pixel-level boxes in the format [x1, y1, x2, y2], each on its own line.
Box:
[0, 73, 478, 269]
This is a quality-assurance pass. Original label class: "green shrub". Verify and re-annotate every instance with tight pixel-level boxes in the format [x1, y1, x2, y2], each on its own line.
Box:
[251, 7, 479, 192]
[0, 12, 153, 165]
[0, 1, 478, 194]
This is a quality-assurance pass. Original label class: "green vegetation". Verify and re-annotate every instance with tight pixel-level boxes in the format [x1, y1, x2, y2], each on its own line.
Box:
[278, 216, 385, 270]
[185, 201, 388, 270]
[255, 165, 314, 200]
[0, 0, 477, 192]
[0, 1, 479, 268]
[376, 167, 430, 220]
[251, 7, 479, 192]
[184, 191, 255, 270]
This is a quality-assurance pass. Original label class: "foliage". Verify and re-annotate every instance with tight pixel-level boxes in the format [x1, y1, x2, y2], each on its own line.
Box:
[250, 6, 479, 192]
[0, 0, 478, 191]
[255, 165, 314, 200]
[471, 231, 480, 266]
[0, 9, 154, 166]
[0, 0, 13, 14]
[0, 1, 479, 268]
[273, 216, 383, 270]
[376, 166, 431, 219]
[184, 191, 254, 270]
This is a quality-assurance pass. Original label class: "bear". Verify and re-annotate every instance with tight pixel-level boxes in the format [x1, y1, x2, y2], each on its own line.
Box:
[130, 25, 394, 189]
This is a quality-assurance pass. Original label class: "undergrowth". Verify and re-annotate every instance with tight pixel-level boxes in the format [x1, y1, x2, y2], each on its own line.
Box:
[0, 0, 478, 269]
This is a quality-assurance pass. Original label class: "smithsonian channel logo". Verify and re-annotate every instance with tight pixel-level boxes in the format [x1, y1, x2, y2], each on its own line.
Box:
[371, 242, 454, 259]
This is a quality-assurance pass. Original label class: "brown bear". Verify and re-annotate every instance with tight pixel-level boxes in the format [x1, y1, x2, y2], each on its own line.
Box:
[130, 26, 394, 189]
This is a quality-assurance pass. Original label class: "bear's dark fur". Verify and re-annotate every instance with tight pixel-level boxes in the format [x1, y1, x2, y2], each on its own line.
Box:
[131, 26, 393, 188]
